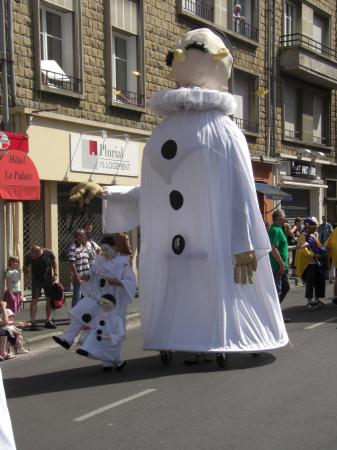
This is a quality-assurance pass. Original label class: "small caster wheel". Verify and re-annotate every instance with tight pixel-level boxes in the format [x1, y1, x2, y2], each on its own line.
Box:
[215, 352, 228, 368]
[160, 351, 173, 366]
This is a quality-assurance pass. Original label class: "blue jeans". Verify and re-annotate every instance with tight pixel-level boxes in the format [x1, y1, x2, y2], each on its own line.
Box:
[72, 281, 82, 308]
[272, 270, 290, 303]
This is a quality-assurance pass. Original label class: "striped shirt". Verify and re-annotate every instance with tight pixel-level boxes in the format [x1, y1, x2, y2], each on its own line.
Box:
[68, 242, 90, 278]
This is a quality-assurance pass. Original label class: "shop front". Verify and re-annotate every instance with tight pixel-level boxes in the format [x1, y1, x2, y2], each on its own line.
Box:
[10, 110, 149, 291]
[278, 159, 327, 223]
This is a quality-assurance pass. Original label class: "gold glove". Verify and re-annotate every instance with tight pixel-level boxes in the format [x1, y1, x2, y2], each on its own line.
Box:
[69, 181, 104, 207]
[234, 251, 258, 285]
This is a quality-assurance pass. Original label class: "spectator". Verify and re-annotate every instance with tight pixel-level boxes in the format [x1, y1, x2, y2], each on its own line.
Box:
[317, 216, 333, 244]
[233, 3, 245, 22]
[265, 222, 271, 233]
[68, 229, 90, 307]
[0, 301, 9, 360]
[23, 245, 58, 331]
[113, 232, 132, 256]
[295, 217, 328, 310]
[83, 222, 101, 267]
[4, 256, 23, 314]
[2, 309, 29, 355]
[290, 218, 303, 270]
[268, 209, 306, 322]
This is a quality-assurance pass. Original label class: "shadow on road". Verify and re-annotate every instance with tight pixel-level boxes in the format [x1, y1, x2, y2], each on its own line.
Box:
[4, 352, 276, 399]
[283, 303, 337, 323]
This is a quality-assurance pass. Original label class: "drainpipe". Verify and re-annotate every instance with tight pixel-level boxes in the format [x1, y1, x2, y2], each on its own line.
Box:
[265, 0, 272, 158]
[7, 0, 16, 106]
[0, 0, 9, 129]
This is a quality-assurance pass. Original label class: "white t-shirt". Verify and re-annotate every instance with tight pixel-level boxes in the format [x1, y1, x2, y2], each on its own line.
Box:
[5, 270, 21, 293]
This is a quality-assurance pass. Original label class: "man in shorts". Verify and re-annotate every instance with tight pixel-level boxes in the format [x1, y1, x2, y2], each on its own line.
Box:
[23, 245, 58, 330]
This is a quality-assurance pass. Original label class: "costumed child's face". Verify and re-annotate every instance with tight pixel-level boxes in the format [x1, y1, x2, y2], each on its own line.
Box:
[306, 224, 317, 234]
[101, 243, 117, 260]
[98, 296, 115, 312]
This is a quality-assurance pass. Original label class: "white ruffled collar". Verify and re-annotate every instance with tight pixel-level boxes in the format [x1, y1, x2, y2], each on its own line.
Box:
[148, 87, 237, 117]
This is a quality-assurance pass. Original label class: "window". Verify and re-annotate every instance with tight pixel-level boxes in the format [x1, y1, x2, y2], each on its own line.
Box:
[284, 1, 296, 36]
[313, 95, 328, 145]
[233, 72, 258, 133]
[182, 0, 214, 21]
[232, 0, 258, 41]
[34, 1, 83, 95]
[284, 84, 301, 140]
[107, 0, 144, 108]
[312, 14, 329, 54]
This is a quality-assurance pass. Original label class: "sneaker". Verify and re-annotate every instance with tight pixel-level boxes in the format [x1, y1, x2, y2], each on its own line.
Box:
[116, 361, 126, 372]
[30, 322, 38, 331]
[306, 302, 315, 310]
[45, 321, 57, 329]
[52, 336, 71, 350]
[16, 348, 29, 354]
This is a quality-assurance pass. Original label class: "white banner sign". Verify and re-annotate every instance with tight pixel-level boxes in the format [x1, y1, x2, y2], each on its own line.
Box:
[70, 133, 139, 177]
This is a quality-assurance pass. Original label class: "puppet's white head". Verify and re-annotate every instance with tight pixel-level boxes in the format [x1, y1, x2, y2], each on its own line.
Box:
[166, 28, 233, 91]
[98, 294, 116, 312]
[100, 235, 116, 260]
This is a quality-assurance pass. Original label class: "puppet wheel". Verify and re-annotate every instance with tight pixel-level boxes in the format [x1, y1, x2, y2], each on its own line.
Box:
[160, 351, 173, 366]
[215, 352, 228, 368]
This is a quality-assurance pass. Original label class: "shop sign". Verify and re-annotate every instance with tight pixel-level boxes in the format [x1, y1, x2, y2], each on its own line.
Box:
[70, 133, 139, 177]
[0, 131, 29, 152]
[0, 150, 40, 200]
[291, 160, 317, 179]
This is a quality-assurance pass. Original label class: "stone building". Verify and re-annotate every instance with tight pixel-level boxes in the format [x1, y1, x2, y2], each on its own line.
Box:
[0, 0, 337, 292]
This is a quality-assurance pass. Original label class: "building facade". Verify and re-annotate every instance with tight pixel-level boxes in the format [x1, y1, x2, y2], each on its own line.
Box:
[1, 0, 337, 292]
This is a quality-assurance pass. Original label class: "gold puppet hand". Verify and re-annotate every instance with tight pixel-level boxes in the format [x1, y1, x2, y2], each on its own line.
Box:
[69, 181, 104, 207]
[234, 251, 258, 285]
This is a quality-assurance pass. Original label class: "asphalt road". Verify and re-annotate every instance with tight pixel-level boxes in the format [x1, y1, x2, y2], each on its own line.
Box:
[2, 284, 337, 450]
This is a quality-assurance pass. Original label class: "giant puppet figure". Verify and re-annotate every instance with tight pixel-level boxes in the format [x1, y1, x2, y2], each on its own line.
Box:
[70, 29, 288, 359]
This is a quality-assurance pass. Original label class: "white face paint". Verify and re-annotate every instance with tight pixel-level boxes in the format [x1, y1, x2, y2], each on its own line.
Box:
[98, 297, 115, 312]
[101, 243, 117, 259]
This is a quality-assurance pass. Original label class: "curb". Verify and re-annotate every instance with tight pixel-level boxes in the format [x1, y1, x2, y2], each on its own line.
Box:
[24, 312, 141, 352]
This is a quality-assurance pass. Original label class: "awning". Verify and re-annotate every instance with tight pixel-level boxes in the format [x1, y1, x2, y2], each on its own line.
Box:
[282, 180, 328, 189]
[0, 150, 40, 200]
[255, 182, 292, 201]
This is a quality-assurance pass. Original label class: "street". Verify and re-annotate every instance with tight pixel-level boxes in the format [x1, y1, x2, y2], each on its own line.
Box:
[2, 284, 337, 450]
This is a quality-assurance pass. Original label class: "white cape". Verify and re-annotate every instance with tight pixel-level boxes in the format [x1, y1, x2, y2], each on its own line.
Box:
[103, 88, 288, 352]
[0, 369, 16, 450]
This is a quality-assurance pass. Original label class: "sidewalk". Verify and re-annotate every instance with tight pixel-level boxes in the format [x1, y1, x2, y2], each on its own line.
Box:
[14, 294, 140, 352]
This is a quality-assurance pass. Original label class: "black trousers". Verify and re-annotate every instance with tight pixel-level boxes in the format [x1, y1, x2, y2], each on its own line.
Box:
[303, 264, 326, 299]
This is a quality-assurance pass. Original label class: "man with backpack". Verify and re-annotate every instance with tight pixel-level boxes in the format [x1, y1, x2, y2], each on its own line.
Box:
[23, 245, 58, 330]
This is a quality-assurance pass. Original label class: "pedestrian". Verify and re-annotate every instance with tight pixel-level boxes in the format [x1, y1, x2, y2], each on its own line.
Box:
[68, 229, 90, 307]
[83, 222, 101, 267]
[290, 218, 302, 271]
[53, 234, 137, 371]
[317, 216, 333, 244]
[295, 217, 329, 310]
[268, 209, 306, 322]
[0, 301, 10, 361]
[4, 256, 23, 314]
[2, 309, 30, 355]
[23, 245, 58, 330]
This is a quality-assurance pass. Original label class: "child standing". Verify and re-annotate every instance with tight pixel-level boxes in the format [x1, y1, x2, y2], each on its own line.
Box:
[4, 256, 23, 314]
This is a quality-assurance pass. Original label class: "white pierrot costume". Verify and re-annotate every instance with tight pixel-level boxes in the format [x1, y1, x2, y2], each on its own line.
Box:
[101, 28, 288, 353]
[0, 369, 16, 450]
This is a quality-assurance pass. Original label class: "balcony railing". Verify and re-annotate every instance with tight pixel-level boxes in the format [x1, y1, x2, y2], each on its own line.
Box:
[280, 33, 337, 60]
[233, 19, 258, 42]
[113, 87, 145, 108]
[284, 129, 301, 140]
[233, 116, 259, 133]
[183, 0, 214, 22]
[41, 70, 82, 93]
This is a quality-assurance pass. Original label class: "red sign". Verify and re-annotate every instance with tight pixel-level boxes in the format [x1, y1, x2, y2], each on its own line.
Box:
[0, 150, 40, 200]
[0, 131, 29, 153]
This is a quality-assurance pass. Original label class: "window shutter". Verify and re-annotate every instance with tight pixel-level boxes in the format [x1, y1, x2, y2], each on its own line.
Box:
[111, 0, 138, 34]
[214, 0, 227, 28]
[284, 84, 298, 133]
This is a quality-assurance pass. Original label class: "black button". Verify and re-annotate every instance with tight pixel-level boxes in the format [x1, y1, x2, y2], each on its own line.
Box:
[170, 190, 184, 210]
[82, 314, 92, 323]
[161, 140, 177, 159]
[172, 235, 185, 255]
[96, 329, 102, 335]
[99, 320, 105, 326]
[97, 336, 102, 341]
